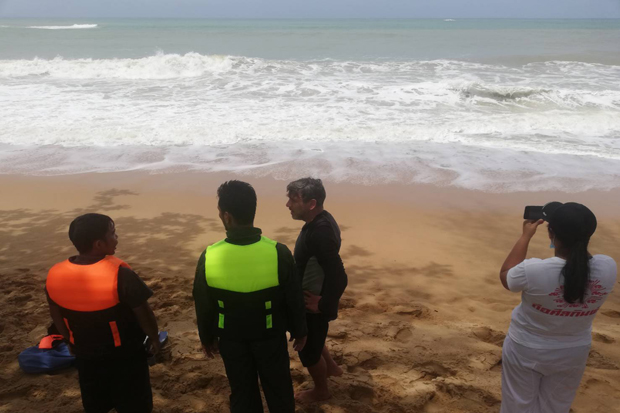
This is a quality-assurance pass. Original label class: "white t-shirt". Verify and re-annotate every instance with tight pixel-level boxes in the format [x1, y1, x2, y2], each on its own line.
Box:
[507, 255, 617, 349]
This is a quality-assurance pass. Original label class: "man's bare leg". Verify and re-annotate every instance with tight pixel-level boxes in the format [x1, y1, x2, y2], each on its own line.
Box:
[295, 356, 331, 402]
[322, 346, 343, 377]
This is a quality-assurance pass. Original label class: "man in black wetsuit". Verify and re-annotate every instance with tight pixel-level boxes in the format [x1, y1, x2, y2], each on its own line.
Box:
[286, 178, 348, 402]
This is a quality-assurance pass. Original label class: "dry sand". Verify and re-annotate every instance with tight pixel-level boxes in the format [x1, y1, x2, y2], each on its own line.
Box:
[1, 172, 619, 413]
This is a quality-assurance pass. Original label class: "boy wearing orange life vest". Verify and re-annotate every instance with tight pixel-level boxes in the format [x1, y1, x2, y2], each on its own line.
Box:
[46, 213, 160, 413]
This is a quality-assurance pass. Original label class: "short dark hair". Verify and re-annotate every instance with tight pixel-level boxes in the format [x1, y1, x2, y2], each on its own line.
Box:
[68, 213, 114, 254]
[287, 178, 326, 207]
[217, 180, 257, 225]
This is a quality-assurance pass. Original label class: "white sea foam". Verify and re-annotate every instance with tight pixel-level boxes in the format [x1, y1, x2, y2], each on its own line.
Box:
[27, 24, 98, 30]
[0, 53, 619, 192]
[0, 53, 234, 79]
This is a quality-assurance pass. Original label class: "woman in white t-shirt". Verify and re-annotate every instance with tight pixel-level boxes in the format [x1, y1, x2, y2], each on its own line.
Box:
[499, 202, 617, 413]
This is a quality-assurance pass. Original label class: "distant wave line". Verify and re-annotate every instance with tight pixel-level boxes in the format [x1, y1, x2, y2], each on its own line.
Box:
[27, 24, 98, 30]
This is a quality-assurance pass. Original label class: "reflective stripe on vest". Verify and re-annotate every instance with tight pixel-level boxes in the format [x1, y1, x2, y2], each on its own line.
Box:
[63, 318, 74, 344]
[205, 236, 279, 330]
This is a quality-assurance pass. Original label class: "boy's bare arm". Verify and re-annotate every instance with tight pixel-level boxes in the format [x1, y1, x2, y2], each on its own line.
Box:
[132, 302, 161, 354]
[48, 302, 71, 340]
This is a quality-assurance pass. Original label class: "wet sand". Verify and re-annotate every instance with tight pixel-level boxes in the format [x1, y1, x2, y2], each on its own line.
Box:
[1, 172, 619, 413]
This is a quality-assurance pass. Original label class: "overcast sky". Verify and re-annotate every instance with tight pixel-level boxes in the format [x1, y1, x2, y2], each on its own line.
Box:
[1, 0, 619, 19]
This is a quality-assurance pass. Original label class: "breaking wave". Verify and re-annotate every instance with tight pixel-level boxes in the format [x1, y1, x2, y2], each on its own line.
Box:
[0, 52, 619, 191]
[0, 53, 234, 79]
[27, 24, 98, 30]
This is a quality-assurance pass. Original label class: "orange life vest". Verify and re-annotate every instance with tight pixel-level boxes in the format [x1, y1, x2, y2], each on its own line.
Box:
[46, 256, 144, 358]
[47, 256, 129, 312]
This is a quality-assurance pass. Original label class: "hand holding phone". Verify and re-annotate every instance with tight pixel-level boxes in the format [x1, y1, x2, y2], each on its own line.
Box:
[522, 218, 545, 239]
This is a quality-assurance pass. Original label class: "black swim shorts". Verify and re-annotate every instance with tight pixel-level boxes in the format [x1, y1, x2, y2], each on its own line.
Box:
[298, 313, 330, 367]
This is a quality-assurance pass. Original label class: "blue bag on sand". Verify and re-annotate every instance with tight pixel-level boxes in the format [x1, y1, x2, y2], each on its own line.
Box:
[18, 335, 76, 374]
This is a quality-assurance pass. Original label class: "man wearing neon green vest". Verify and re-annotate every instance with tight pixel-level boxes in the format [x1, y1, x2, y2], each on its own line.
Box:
[193, 180, 308, 413]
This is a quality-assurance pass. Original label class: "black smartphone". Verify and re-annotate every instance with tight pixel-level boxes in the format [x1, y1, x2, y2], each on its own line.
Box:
[523, 206, 543, 220]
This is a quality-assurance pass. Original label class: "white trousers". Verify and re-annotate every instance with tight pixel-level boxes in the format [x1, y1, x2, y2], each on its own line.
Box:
[500, 335, 590, 413]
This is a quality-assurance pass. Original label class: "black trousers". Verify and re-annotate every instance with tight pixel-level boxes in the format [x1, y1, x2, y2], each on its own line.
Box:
[219, 334, 295, 413]
[76, 349, 152, 413]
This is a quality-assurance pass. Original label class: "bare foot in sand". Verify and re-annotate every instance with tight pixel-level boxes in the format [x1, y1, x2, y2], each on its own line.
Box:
[295, 388, 332, 403]
[322, 346, 343, 377]
[327, 364, 344, 377]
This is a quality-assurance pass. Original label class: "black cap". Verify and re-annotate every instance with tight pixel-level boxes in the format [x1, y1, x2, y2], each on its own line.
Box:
[541, 201, 563, 221]
[546, 202, 597, 243]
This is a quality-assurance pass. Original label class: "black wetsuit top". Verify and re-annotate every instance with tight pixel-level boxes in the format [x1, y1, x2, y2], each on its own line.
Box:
[294, 210, 347, 321]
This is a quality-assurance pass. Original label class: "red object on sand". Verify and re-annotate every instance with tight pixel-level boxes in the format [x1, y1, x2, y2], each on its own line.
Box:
[38, 335, 65, 349]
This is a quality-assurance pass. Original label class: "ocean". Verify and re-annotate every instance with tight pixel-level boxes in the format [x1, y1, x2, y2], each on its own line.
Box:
[0, 19, 619, 192]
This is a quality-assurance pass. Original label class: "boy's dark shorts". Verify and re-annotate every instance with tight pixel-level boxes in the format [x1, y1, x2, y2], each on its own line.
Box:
[76, 349, 153, 413]
[298, 313, 330, 367]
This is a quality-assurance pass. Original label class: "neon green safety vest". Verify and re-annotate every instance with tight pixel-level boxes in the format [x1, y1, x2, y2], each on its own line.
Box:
[205, 236, 280, 334]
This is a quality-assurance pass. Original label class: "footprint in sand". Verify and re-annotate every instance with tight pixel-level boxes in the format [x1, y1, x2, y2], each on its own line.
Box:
[436, 381, 500, 407]
[154, 300, 176, 310]
[9, 293, 33, 303]
[472, 326, 505, 347]
[601, 309, 620, 318]
[345, 245, 373, 258]
[146, 280, 164, 291]
[587, 350, 619, 370]
[593, 333, 615, 344]
[170, 291, 193, 303]
[0, 383, 38, 400]
[392, 304, 431, 319]
[583, 377, 619, 398]
[414, 361, 456, 379]
[349, 384, 375, 402]
[339, 297, 357, 310]
[0, 343, 14, 352]
[395, 327, 413, 343]
[360, 356, 382, 370]
[327, 329, 348, 341]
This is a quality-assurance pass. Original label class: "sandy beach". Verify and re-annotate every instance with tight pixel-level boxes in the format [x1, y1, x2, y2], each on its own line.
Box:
[1, 172, 619, 413]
